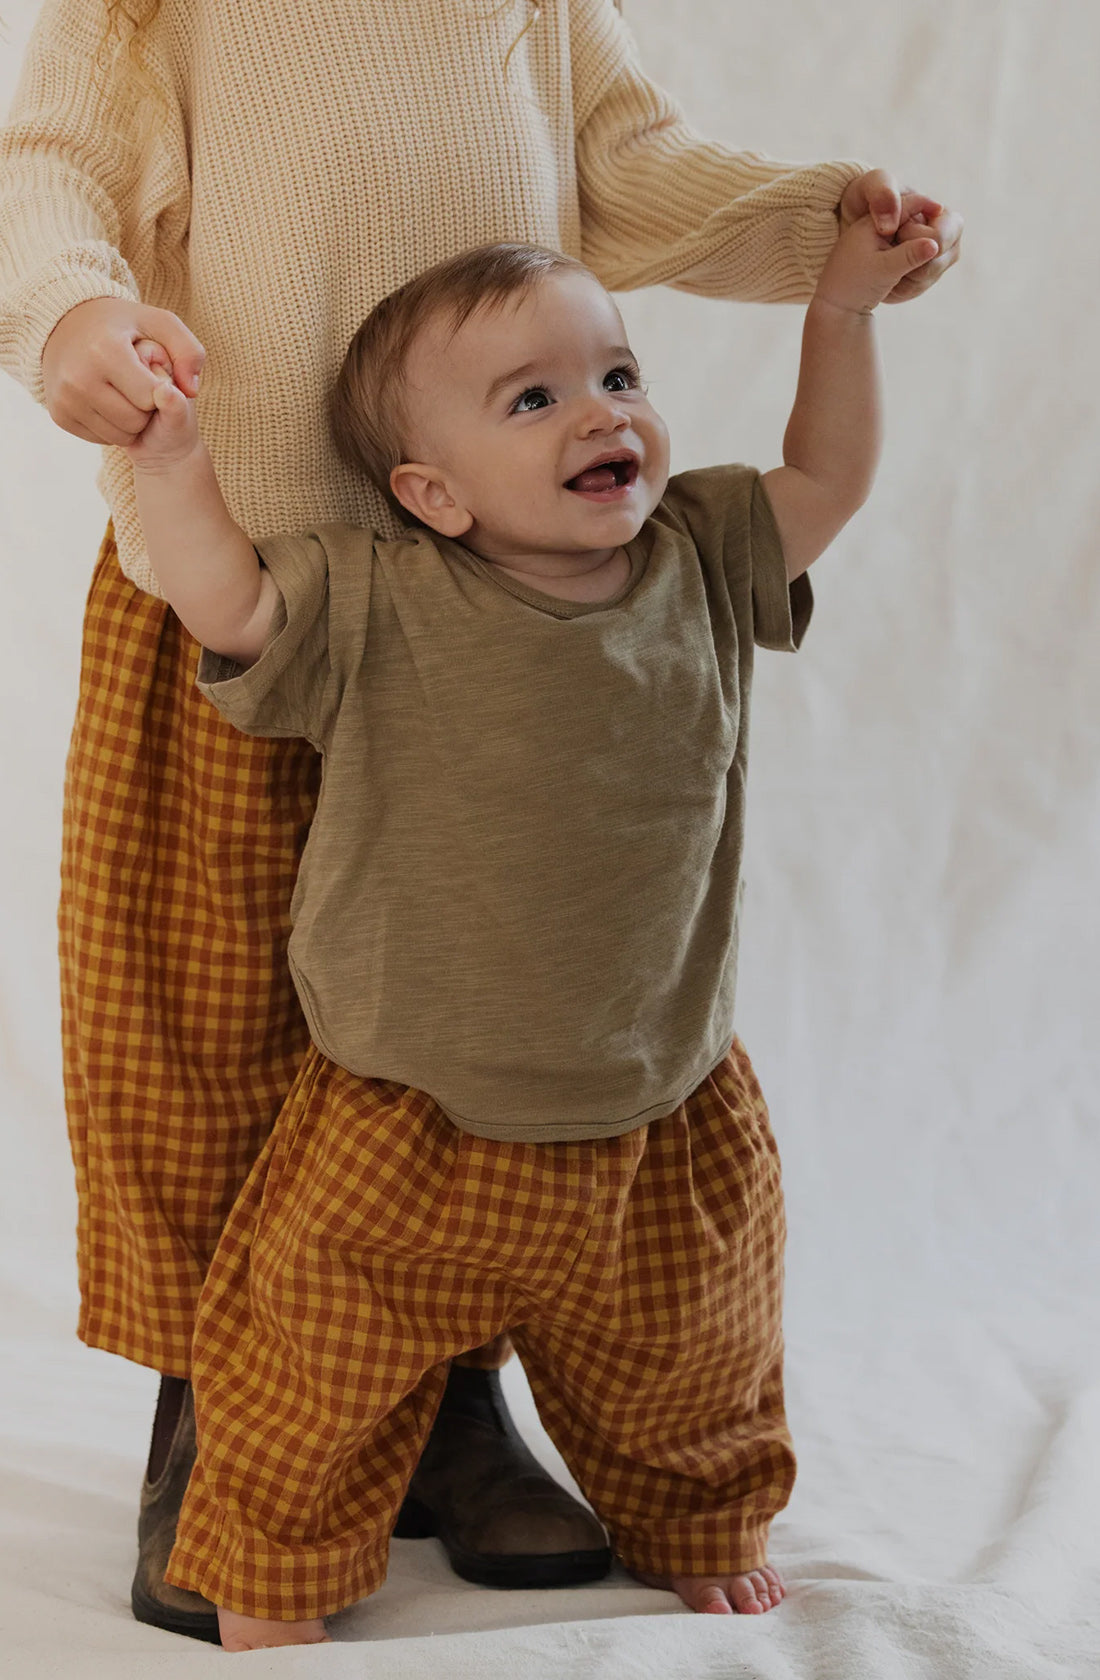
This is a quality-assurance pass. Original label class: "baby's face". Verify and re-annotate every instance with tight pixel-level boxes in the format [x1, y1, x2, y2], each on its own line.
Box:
[396, 269, 670, 566]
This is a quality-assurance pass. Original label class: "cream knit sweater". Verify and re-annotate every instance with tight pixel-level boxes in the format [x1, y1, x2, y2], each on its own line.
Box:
[0, 0, 862, 595]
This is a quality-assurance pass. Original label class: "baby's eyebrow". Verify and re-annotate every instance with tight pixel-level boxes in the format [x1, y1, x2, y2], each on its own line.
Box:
[483, 361, 541, 408]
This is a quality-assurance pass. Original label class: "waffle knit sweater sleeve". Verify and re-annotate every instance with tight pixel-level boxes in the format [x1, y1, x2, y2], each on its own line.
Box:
[0, 0, 865, 593]
[571, 0, 863, 300]
[0, 0, 189, 403]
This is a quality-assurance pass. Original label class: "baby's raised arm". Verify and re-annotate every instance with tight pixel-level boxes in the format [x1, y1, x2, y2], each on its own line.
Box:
[761, 212, 940, 582]
[127, 345, 278, 666]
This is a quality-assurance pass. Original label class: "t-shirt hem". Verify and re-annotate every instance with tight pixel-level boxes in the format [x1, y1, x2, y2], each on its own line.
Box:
[301, 1028, 736, 1144]
[431, 1063, 726, 1140]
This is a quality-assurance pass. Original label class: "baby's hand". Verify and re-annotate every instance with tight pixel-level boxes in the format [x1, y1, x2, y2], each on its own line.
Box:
[123, 338, 203, 471]
[814, 213, 940, 316]
[839, 172, 962, 303]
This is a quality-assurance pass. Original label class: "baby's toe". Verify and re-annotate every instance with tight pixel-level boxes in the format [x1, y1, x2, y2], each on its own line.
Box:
[730, 1570, 780, 1614]
[759, 1564, 786, 1604]
[694, 1581, 735, 1615]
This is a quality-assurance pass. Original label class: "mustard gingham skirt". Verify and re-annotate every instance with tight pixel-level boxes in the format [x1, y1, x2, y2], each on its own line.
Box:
[166, 1041, 794, 1619]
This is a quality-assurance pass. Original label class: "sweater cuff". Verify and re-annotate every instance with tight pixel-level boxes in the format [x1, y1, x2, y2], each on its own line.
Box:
[13, 263, 139, 403]
[792, 159, 869, 293]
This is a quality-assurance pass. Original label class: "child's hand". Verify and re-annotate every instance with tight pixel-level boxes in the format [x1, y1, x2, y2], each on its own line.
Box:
[40, 297, 205, 445]
[839, 169, 963, 303]
[124, 338, 203, 472]
[814, 213, 940, 317]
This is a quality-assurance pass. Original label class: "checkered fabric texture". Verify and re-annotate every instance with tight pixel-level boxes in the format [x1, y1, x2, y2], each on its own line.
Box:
[167, 1040, 794, 1620]
[56, 534, 514, 1377]
[59, 535, 320, 1372]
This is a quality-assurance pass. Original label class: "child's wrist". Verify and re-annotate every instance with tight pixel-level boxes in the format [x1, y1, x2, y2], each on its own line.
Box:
[808, 291, 876, 321]
[131, 437, 210, 479]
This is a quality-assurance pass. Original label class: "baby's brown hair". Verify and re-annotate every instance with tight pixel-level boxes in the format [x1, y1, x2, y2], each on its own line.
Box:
[330, 242, 591, 520]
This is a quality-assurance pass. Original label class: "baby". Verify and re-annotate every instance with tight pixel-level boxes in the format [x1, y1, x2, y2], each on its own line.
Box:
[127, 218, 937, 1649]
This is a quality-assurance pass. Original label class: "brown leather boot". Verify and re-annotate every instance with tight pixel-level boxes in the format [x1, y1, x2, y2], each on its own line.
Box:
[130, 1379, 220, 1642]
[393, 1364, 611, 1588]
[131, 1363, 609, 1634]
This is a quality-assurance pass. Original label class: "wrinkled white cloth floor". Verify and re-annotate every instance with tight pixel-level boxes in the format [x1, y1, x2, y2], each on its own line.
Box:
[3, 0, 1099, 1673]
[3, 1297, 1097, 1676]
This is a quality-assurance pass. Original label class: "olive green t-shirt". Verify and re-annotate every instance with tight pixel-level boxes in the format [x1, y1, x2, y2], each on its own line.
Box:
[198, 464, 811, 1141]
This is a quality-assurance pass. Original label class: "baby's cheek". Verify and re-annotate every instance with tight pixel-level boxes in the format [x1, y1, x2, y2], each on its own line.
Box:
[648, 411, 672, 470]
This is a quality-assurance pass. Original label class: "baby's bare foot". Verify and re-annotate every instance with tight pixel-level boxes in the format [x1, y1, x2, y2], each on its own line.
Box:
[636, 1564, 786, 1615]
[217, 1606, 332, 1650]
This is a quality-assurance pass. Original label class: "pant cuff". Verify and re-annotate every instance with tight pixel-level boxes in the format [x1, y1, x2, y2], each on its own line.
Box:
[614, 1521, 773, 1580]
[166, 1488, 390, 1621]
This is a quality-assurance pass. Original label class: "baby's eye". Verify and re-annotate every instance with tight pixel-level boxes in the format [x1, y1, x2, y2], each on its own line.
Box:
[604, 364, 641, 393]
[512, 386, 552, 413]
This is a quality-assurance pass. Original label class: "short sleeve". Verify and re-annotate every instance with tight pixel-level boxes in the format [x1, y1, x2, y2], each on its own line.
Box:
[196, 529, 349, 747]
[659, 464, 812, 651]
[747, 472, 813, 651]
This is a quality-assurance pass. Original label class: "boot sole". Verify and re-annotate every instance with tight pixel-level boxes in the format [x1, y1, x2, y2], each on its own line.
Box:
[447, 1543, 613, 1590]
[131, 1578, 221, 1644]
[394, 1494, 612, 1589]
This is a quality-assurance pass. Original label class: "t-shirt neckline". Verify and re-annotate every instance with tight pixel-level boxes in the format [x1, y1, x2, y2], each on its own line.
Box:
[447, 530, 650, 619]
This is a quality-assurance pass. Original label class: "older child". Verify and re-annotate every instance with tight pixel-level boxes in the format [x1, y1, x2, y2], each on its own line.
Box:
[124, 218, 937, 1649]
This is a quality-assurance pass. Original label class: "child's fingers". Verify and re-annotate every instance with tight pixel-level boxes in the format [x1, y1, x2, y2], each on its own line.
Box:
[135, 342, 189, 421]
[898, 190, 944, 224]
[865, 173, 902, 238]
[882, 235, 940, 284]
[136, 367, 194, 444]
[135, 337, 175, 383]
[895, 216, 942, 249]
[134, 305, 205, 396]
[842, 168, 903, 237]
[130, 337, 181, 423]
[149, 376, 190, 423]
[124, 366, 198, 462]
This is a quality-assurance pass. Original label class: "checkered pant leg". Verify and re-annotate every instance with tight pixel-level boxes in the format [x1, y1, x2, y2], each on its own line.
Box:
[168, 1055, 490, 1618]
[166, 1042, 793, 1619]
[59, 533, 320, 1373]
[512, 1043, 794, 1579]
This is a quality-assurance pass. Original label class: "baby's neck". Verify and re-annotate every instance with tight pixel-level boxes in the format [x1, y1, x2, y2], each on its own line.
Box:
[477, 545, 631, 604]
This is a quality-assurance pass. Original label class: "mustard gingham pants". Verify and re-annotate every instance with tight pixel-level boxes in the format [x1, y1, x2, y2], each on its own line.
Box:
[166, 1042, 794, 1620]
[60, 535, 319, 1372]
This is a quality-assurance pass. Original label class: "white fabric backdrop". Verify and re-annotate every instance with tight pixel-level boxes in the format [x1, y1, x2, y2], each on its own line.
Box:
[2, 1, 1097, 1675]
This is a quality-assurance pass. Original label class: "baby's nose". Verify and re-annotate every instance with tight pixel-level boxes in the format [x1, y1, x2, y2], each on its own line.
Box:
[578, 394, 628, 433]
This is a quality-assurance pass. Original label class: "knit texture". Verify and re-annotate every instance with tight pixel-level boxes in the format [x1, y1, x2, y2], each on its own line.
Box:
[0, 0, 863, 593]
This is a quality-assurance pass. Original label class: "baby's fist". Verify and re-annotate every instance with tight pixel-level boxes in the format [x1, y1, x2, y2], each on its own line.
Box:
[125, 338, 202, 471]
[815, 214, 939, 316]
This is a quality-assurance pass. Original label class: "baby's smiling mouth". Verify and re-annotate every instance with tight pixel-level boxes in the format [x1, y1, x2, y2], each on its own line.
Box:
[564, 452, 639, 495]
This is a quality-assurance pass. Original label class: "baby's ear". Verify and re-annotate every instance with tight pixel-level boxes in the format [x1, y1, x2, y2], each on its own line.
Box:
[390, 463, 472, 538]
